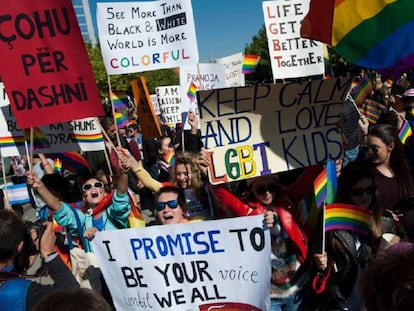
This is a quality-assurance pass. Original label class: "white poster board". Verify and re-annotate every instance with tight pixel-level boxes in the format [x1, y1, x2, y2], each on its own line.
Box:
[92, 216, 271, 311]
[197, 77, 352, 185]
[262, 0, 324, 80]
[179, 63, 226, 130]
[215, 52, 245, 87]
[97, 0, 199, 75]
[155, 85, 182, 125]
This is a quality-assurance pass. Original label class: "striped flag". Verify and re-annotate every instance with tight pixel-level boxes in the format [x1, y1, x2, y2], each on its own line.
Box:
[3, 183, 31, 205]
[110, 90, 129, 110]
[187, 82, 197, 100]
[325, 203, 372, 237]
[326, 160, 338, 204]
[242, 55, 260, 74]
[350, 75, 373, 107]
[398, 119, 413, 144]
[362, 98, 386, 124]
[24, 127, 50, 150]
[314, 167, 327, 208]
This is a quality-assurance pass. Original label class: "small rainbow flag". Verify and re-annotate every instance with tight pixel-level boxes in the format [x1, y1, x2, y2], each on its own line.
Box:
[54, 158, 62, 174]
[398, 119, 413, 144]
[70, 133, 104, 143]
[326, 160, 337, 204]
[24, 127, 50, 150]
[242, 55, 260, 74]
[314, 167, 327, 208]
[187, 82, 197, 100]
[114, 111, 129, 129]
[0, 136, 25, 147]
[325, 203, 372, 237]
[164, 149, 175, 165]
[362, 98, 386, 124]
[350, 75, 373, 107]
[47, 152, 90, 173]
[110, 90, 129, 110]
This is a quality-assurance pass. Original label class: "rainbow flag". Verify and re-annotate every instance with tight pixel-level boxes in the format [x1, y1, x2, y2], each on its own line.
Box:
[0, 136, 25, 147]
[114, 111, 129, 129]
[54, 158, 62, 174]
[362, 98, 386, 124]
[164, 149, 175, 165]
[398, 119, 413, 144]
[47, 152, 90, 173]
[326, 160, 338, 204]
[350, 75, 373, 106]
[70, 133, 104, 143]
[314, 167, 327, 208]
[242, 55, 260, 74]
[325, 203, 372, 237]
[187, 82, 197, 100]
[110, 90, 129, 110]
[301, 0, 414, 79]
[24, 127, 50, 150]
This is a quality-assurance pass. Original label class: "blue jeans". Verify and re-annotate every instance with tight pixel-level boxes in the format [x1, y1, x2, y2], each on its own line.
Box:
[270, 294, 301, 311]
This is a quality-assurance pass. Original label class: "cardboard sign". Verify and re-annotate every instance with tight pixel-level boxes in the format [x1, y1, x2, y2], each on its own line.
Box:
[0, 0, 104, 129]
[97, 0, 199, 74]
[131, 77, 161, 139]
[92, 216, 271, 311]
[197, 77, 353, 185]
[262, 0, 324, 80]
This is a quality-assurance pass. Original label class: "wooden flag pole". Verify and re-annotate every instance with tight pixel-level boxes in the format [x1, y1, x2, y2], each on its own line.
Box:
[1, 156, 11, 210]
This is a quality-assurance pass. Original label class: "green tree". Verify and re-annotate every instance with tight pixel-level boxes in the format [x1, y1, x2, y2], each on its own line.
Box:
[85, 42, 179, 99]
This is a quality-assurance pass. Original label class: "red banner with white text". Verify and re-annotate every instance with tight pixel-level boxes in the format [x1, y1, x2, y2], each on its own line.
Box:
[0, 0, 104, 129]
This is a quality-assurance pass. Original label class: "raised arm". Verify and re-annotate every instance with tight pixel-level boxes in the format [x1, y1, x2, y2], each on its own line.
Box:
[26, 170, 61, 211]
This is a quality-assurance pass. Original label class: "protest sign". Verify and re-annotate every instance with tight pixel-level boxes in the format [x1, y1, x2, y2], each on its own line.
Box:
[0, 83, 105, 157]
[131, 77, 161, 139]
[180, 63, 226, 130]
[97, 0, 199, 75]
[92, 215, 271, 311]
[150, 94, 161, 115]
[215, 52, 245, 87]
[197, 77, 352, 185]
[0, 0, 104, 129]
[155, 85, 182, 126]
[262, 0, 324, 80]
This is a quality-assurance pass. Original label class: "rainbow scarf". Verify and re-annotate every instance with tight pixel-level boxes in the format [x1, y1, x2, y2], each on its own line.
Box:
[325, 203, 372, 237]
[187, 82, 197, 100]
[398, 119, 413, 144]
[301, 0, 414, 78]
[242, 55, 260, 74]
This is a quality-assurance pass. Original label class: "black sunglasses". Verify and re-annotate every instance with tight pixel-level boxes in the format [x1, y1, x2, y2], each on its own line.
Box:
[155, 200, 179, 211]
[351, 186, 375, 197]
[82, 181, 104, 191]
[253, 183, 278, 195]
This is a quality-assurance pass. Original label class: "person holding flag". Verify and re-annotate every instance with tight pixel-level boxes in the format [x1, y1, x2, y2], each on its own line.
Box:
[311, 162, 392, 311]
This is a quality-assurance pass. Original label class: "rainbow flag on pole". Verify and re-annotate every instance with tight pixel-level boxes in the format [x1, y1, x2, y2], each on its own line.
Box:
[242, 55, 260, 74]
[110, 90, 129, 109]
[187, 82, 197, 100]
[24, 127, 50, 150]
[398, 119, 413, 144]
[301, 0, 414, 79]
[350, 76, 373, 106]
[314, 167, 327, 208]
[325, 203, 372, 237]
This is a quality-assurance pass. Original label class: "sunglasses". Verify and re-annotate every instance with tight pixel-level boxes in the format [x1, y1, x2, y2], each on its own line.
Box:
[351, 186, 375, 197]
[366, 144, 386, 153]
[82, 181, 104, 192]
[155, 200, 179, 211]
[253, 183, 278, 195]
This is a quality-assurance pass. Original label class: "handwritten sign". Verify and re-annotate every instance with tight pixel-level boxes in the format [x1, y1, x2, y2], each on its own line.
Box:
[92, 216, 271, 311]
[262, 0, 324, 80]
[155, 85, 182, 126]
[215, 52, 245, 87]
[197, 77, 353, 185]
[180, 63, 226, 130]
[131, 77, 162, 139]
[97, 0, 199, 75]
[0, 0, 104, 129]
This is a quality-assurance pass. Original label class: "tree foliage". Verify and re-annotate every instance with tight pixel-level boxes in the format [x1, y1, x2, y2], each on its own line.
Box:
[85, 42, 179, 100]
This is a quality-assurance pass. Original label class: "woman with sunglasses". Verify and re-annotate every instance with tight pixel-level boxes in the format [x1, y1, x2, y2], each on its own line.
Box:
[358, 120, 414, 214]
[26, 152, 131, 251]
[311, 163, 392, 311]
[154, 186, 189, 225]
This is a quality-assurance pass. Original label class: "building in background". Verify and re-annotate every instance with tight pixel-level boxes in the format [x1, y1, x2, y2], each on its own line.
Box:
[72, 0, 97, 45]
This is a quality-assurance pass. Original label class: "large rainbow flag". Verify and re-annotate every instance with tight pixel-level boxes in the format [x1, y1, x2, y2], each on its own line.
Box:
[325, 203, 372, 237]
[301, 0, 414, 78]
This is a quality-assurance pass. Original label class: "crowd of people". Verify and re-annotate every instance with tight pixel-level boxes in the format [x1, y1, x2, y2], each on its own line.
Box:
[1, 69, 414, 311]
